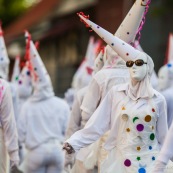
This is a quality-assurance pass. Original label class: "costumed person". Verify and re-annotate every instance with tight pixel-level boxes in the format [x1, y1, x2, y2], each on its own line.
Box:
[0, 22, 19, 173]
[63, 13, 173, 173]
[64, 49, 104, 173]
[64, 36, 101, 109]
[0, 79, 19, 173]
[17, 31, 70, 173]
[0, 23, 19, 122]
[16, 61, 33, 167]
[157, 33, 173, 128]
[79, 0, 151, 171]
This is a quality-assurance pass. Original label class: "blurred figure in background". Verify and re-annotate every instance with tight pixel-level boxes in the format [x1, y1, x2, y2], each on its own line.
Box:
[17, 31, 70, 173]
[64, 36, 101, 109]
[158, 33, 173, 128]
[0, 22, 19, 173]
[64, 41, 104, 173]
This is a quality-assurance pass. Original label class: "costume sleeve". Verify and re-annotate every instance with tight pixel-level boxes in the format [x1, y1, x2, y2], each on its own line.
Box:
[80, 78, 101, 115]
[0, 84, 19, 162]
[66, 91, 112, 152]
[17, 104, 27, 144]
[80, 78, 101, 129]
[156, 97, 168, 147]
[65, 95, 82, 139]
[157, 119, 173, 164]
[61, 103, 71, 136]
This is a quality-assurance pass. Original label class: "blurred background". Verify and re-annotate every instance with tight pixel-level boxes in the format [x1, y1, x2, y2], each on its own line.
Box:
[1, 0, 173, 97]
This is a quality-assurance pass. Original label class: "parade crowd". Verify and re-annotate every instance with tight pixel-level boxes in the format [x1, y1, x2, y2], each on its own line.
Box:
[1, 0, 173, 173]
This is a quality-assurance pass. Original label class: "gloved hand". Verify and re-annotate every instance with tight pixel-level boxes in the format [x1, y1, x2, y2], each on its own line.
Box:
[63, 142, 75, 154]
[64, 153, 75, 168]
[152, 160, 167, 173]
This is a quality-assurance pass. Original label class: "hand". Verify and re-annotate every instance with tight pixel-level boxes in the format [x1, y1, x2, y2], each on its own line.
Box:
[64, 153, 75, 168]
[63, 142, 75, 154]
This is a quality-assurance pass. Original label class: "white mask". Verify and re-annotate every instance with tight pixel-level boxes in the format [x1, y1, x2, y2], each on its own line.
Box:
[129, 55, 147, 82]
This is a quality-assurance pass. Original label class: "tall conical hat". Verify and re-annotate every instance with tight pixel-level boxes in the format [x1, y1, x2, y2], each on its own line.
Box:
[165, 33, 173, 64]
[0, 23, 10, 80]
[78, 14, 141, 62]
[115, 0, 150, 44]
[11, 56, 20, 83]
[18, 61, 32, 98]
[24, 31, 52, 89]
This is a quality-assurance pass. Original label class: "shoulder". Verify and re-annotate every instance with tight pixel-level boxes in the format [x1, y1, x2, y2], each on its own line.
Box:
[107, 83, 128, 97]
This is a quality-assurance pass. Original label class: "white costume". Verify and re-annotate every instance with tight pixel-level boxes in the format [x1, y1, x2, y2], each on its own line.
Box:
[0, 24, 19, 122]
[66, 15, 173, 173]
[17, 31, 70, 173]
[0, 79, 19, 173]
[64, 37, 100, 109]
[79, 0, 149, 170]
[158, 63, 173, 128]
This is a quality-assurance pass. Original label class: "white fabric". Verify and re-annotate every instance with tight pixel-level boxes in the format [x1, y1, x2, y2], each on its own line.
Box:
[93, 51, 104, 74]
[81, 67, 129, 116]
[158, 64, 173, 91]
[157, 117, 173, 164]
[71, 37, 98, 90]
[167, 33, 173, 63]
[17, 62, 32, 101]
[0, 128, 9, 173]
[115, 0, 149, 43]
[66, 84, 168, 172]
[22, 141, 64, 173]
[161, 88, 173, 128]
[18, 96, 70, 150]
[151, 70, 159, 90]
[10, 82, 19, 121]
[158, 64, 173, 128]
[0, 27, 10, 80]
[11, 56, 20, 84]
[64, 88, 76, 109]
[0, 79, 19, 163]
[65, 87, 87, 139]
[25, 31, 54, 101]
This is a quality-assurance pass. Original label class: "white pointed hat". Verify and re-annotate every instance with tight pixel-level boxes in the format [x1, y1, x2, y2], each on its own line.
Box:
[85, 36, 95, 69]
[78, 14, 141, 62]
[115, 0, 150, 44]
[93, 48, 104, 74]
[166, 33, 173, 63]
[24, 31, 54, 99]
[11, 56, 20, 83]
[0, 24, 10, 80]
[71, 36, 97, 90]
[17, 61, 32, 98]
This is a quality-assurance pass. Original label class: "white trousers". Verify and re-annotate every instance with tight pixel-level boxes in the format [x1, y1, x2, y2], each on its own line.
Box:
[24, 140, 64, 173]
[0, 128, 9, 173]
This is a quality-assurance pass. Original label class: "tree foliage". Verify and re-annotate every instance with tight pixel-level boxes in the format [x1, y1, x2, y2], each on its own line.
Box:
[0, 0, 37, 27]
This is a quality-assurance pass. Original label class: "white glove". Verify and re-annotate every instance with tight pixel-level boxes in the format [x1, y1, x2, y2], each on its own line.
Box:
[64, 153, 75, 168]
[152, 160, 167, 173]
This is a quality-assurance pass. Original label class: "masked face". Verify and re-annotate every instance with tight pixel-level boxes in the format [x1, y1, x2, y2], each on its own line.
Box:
[128, 55, 147, 82]
[158, 66, 169, 91]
